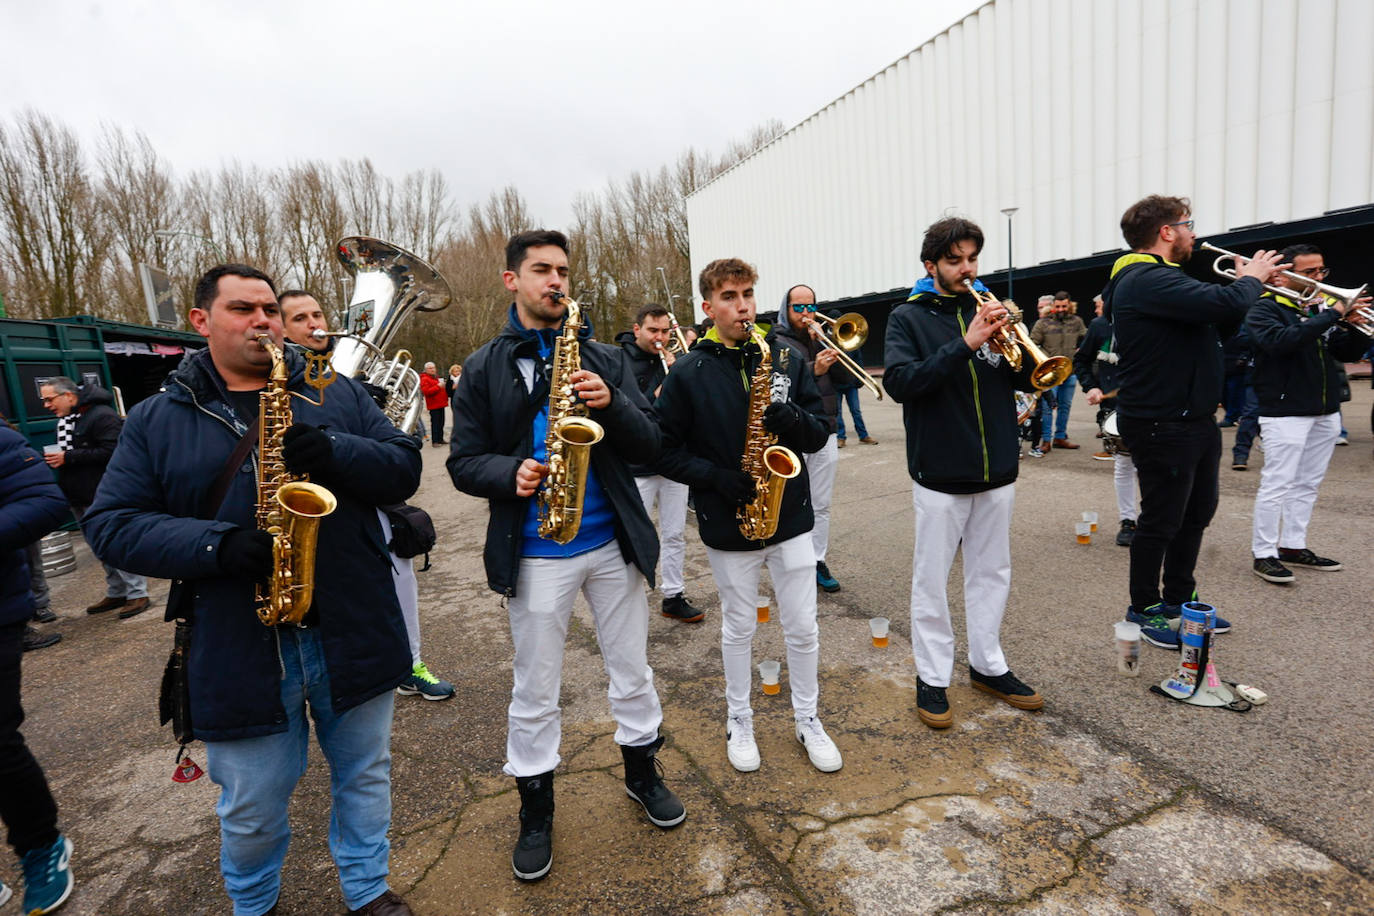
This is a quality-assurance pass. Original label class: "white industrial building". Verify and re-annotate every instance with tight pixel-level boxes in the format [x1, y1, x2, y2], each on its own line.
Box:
[686, 0, 1374, 352]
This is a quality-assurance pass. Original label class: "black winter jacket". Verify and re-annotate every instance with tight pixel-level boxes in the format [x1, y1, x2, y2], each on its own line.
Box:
[1247, 292, 1368, 417]
[654, 325, 829, 551]
[84, 348, 421, 741]
[1073, 315, 1120, 408]
[615, 330, 669, 477]
[58, 385, 123, 507]
[0, 427, 68, 626]
[883, 287, 1036, 493]
[448, 310, 661, 595]
[1102, 253, 1260, 420]
[767, 308, 840, 433]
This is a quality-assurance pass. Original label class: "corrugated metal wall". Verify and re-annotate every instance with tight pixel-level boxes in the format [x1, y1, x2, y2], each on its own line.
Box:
[686, 0, 1374, 313]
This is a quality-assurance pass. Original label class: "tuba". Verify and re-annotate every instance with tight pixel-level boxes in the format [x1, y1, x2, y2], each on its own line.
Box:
[254, 336, 338, 627]
[965, 281, 1072, 390]
[738, 323, 800, 541]
[537, 292, 605, 544]
[330, 237, 453, 432]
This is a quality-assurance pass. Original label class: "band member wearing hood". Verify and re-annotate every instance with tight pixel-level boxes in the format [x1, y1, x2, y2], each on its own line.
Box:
[655, 258, 843, 776]
[1101, 196, 1282, 648]
[281, 291, 456, 703]
[884, 217, 1043, 730]
[771, 285, 846, 593]
[447, 230, 684, 884]
[615, 305, 703, 623]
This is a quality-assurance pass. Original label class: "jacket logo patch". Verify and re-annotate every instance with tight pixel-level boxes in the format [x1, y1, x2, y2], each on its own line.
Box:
[770, 371, 792, 404]
[975, 342, 1002, 368]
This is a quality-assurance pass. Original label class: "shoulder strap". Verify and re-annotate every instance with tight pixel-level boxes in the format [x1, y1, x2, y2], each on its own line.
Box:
[207, 418, 260, 518]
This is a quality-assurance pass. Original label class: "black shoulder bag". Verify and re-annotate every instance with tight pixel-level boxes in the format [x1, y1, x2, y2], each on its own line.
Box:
[382, 503, 438, 571]
[158, 420, 259, 746]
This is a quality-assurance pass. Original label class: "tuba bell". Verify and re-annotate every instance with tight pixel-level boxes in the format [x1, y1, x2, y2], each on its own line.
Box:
[330, 237, 453, 433]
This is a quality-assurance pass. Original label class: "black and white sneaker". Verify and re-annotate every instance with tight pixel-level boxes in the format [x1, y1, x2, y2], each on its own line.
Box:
[1252, 556, 1294, 584]
[1278, 548, 1342, 571]
[661, 595, 705, 622]
[1115, 519, 1136, 547]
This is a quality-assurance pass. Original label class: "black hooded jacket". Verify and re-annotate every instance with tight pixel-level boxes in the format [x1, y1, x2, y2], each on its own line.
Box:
[448, 307, 662, 594]
[654, 324, 829, 551]
[616, 329, 669, 478]
[1101, 253, 1260, 421]
[766, 291, 841, 433]
[57, 384, 123, 508]
[883, 286, 1036, 493]
[1247, 292, 1368, 417]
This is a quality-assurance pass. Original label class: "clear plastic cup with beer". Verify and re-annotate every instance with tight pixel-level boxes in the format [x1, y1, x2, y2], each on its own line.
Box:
[1083, 510, 1099, 533]
[756, 595, 770, 623]
[868, 617, 890, 648]
[758, 659, 780, 695]
[1075, 521, 1092, 545]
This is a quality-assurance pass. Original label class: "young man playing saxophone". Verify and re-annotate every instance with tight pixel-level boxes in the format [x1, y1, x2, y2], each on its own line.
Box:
[447, 230, 684, 884]
[84, 265, 422, 916]
[654, 258, 843, 775]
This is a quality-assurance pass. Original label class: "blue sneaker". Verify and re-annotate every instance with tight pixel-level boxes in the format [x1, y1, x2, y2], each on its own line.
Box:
[21, 834, 72, 914]
[1125, 605, 1180, 650]
[395, 661, 455, 701]
[815, 562, 840, 593]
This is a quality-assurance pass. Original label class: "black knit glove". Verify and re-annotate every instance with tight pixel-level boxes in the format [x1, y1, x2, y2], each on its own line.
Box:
[762, 402, 803, 437]
[282, 423, 333, 475]
[712, 468, 757, 506]
[217, 529, 274, 580]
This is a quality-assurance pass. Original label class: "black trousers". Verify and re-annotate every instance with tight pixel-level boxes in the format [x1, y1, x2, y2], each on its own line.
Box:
[0, 621, 59, 857]
[1118, 416, 1221, 609]
[429, 407, 446, 444]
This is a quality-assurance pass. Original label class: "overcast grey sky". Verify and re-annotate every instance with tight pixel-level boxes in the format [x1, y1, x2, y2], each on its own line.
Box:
[6, 0, 982, 228]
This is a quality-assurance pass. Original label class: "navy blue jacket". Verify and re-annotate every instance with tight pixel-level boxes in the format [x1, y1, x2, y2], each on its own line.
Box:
[83, 348, 422, 741]
[447, 308, 661, 595]
[0, 427, 68, 626]
[1247, 292, 1368, 417]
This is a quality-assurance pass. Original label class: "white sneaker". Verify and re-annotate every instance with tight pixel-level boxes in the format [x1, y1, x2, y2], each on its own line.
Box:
[726, 715, 760, 772]
[795, 716, 843, 772]
[1336, 435, 1349, 446]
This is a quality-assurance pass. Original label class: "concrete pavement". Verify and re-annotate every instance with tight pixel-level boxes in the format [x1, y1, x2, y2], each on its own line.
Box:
[14, 384, 1374, 913]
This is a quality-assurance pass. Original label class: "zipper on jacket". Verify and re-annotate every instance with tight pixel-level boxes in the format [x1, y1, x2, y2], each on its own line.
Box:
[954, 310, 991, 481]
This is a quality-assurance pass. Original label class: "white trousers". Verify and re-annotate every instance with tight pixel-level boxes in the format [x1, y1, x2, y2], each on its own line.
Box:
[804, 434, 839, 562]
[1251, 413, 1342, 557]
[704, 534, 819, 721]
[635, 475, 689, 597]
[1114, 454, 1138, 523]
[910, 482, 1014, 688]
[504, 542, 663, 777]
[377, 509, 422, 665]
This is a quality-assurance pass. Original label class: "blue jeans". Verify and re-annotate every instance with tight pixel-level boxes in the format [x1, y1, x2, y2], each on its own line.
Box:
[205, 628, 395, 916]
[835, 387, 869, 440]
[1233, 384, 1260, 463]
[1041, 375, 1077, 443]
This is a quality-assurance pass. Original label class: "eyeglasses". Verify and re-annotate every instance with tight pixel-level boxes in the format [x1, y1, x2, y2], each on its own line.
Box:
[39, 395, 71, 405]
[1295, 266, 1330, 279]
[1168, 219, 1195, 232]
[790, 303, 817, 313]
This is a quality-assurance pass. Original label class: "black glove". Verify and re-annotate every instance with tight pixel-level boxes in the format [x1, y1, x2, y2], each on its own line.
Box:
[712, 468, 757, 506]
[361, 381, 389, 411]
[762, 402, 803, 437]
[282, 423, 333, 475]
[217, 529, 274, 580]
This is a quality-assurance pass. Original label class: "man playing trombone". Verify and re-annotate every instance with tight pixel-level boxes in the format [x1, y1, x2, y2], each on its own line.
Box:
[1102, 195, 1282, 648]
[1246, 243, 1370, 583]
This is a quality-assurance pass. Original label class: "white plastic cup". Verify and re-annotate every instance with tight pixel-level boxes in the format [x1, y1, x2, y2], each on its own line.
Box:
[1114, 620, 1141, 676]
[1082, 510, 1099, 533]
[868, 617, 890, 648]
[43, 445, 61, 456]
[1075, 521, 1092, 544]
[758, 659, 780, 695]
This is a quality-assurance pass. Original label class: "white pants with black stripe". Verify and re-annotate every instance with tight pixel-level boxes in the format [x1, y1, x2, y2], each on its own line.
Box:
[504, 542, 663, 777]
[704, 534, 819, 721]
[1251, 412, 1341, 558]
[909, 482, 1014, 688]
[635, 474, 689, 598]
[805, 433, 839, 563]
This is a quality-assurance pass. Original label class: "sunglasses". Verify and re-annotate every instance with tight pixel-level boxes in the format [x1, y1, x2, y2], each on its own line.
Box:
[790, 303, 817, 313]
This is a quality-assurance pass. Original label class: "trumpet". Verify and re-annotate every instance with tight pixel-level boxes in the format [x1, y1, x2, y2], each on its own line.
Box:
[965, 281, 1072, 390]
[805, 315, 883, 400]
[656, 266, 693, 354]
[653, 340, 671, 373]
[1201, 242, 1372, 337]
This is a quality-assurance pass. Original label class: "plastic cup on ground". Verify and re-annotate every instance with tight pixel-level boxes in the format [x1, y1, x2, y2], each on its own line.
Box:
[1075, 521, 1092, 545]
[1114, 620, 1141, 676]
[758, 659, 780, 695]
[1083, 510, 1099, 533]
[869, 617, 890, 648]
[756, 596, 770, 623]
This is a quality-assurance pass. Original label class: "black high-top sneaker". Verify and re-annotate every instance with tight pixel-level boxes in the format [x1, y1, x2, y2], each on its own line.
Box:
[512, 771, 554, 881]
[621, 736, 686, 828]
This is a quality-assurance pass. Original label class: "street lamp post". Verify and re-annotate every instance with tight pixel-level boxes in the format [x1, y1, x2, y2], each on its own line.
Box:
[1000, 207, 1019, 303]
[153, 229, 226, 261]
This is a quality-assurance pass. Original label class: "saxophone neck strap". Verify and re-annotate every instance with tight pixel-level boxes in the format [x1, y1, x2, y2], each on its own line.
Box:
[208, 418, 261, 520]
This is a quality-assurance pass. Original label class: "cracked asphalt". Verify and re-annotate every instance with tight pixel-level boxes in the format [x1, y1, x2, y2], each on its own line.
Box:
[15, 384, 1374, 914]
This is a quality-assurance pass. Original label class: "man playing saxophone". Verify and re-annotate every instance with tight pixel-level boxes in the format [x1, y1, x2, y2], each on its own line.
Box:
[447, 230, 684, 884]
[84, 265, 422, 916]
[655, 258, 843, 776]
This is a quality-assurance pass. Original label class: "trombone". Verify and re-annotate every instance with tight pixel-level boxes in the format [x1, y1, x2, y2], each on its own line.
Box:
[1200, 242, 1372, 337]
[806, 311, 884, 400]
[656, 266, 693, 354]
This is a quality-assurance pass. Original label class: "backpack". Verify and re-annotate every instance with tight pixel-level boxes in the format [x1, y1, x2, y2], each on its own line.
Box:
[383, 503, 437, 570]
